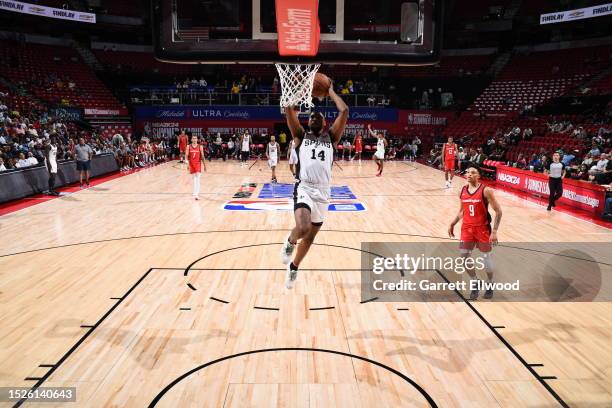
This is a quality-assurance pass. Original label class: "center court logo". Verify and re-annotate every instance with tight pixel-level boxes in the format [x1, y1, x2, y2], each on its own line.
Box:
[223, 184, 366, 212]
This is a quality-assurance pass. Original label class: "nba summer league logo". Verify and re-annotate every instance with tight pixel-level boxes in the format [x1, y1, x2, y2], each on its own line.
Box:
[223, 183, 366, 212]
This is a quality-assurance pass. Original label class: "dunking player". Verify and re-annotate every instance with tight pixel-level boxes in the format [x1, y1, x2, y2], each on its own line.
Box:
[443, 136, 458, 188]
[288, 137, 298, 179]
[448, 167, 502, 300]
[351, 132, 363, 163]
[280, 85, 349, 289]
[266, 135, 280, 183]
[178, 130, 188, 163]
[368, 124, 387, 176]
[187, 134, 206, 200]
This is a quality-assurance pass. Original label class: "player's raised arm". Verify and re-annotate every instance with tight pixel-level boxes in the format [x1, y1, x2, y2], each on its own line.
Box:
[484, 188, 502, 244]
[367, 123, 377, 137]
[285, 106, 304, 145]
[448, 198, 464, 238]
[328, 87, 349, 144]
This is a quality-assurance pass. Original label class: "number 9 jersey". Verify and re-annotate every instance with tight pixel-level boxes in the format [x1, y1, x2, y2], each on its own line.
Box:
[459, 184, 492, 252]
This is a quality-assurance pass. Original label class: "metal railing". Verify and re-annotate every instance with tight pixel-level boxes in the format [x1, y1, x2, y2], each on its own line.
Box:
[129, 89, 388, 107]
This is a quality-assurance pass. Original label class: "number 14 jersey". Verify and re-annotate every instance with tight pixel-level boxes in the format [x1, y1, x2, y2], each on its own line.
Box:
[296, 131, 334, 187]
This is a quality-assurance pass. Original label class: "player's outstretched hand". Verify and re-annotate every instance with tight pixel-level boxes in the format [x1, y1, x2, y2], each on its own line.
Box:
[448, 224, 455, 238]
[490, 230, 498, 245]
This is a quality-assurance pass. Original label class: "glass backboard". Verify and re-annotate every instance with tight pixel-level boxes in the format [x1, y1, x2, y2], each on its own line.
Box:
[152, 0, 442, 65]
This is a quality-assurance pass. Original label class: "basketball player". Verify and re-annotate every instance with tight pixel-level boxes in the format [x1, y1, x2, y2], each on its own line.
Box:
[187, 134, 206, 200]
[280, 86, 349, 289]
[443, 136, 458, 188]
[178, 130, 188, 163]
[448, 167, 502, 300]
[240, 131, 251, 167]
[352, 132, 363, 163]
[368, 124, 387, 176]
[266, 135, 280, 183]
[288, 137, 298, 179]
[44, 136, 59, 196]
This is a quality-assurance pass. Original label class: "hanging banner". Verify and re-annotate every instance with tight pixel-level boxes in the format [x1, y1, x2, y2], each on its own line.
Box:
[540, 3, 611, 25]
[0, 0, 96, 23]
[275, 0, 320, 56]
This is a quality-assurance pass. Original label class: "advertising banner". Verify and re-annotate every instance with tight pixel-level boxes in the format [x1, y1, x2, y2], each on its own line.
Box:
[540, 3, 611, 24]
[495, 165, 606, 215]
[0, 0, 96, 23]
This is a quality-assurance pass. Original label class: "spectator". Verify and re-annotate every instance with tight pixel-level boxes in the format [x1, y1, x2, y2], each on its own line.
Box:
[561, 151, 576, 166]
[515, 153, 527, 169]
[457, 147, 467, 171]
[589, 153, 609, 175]
[75, 137, 93, 187]
[15, 153, 29, 168]
[529, 153, 540, 170]
[0, 157, 6, 171]
[112, 133, 124, 148]
[26, 151, 38, 166]
[588, 143, 601, 157]
[603, 184, 612, 217]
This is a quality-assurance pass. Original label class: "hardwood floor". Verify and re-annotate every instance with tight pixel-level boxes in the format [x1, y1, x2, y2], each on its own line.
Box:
[0, 160, 610, 407]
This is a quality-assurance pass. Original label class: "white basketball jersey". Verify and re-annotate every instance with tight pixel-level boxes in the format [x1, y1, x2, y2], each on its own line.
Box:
[376, 138, 385, 153]
[48, 144, 58, 173]
[296, 131, 333, 186]
[268, 142, 278, 158]
[241, 135, 250, 151]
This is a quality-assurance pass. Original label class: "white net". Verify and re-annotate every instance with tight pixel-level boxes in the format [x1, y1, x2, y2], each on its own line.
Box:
[275, 63, 321, 109]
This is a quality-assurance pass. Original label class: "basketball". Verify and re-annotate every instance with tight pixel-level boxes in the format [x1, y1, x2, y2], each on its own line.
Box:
[312, 73, 332, 98]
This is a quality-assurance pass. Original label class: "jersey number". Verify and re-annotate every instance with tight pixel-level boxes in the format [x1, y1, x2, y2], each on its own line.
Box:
[311, 149, 325, 161]
[468, 205, 475, 217]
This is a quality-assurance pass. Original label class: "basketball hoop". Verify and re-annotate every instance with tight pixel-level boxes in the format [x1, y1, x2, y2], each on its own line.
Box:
[275, 63, 321, 110]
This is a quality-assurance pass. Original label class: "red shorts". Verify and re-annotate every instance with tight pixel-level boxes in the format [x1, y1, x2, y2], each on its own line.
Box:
[460, 225, 492, 252]
[444, 159, 455, 171]
[355, 145, 362, 153]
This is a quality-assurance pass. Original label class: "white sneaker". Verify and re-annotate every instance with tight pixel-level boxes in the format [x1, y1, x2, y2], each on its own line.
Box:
[194, 195, 199, 200]
[285, 263, 298, 289]
[280, 235, 295, 264]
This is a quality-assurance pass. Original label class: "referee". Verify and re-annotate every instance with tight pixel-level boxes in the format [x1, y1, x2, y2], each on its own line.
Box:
[545, 152, 566, 211]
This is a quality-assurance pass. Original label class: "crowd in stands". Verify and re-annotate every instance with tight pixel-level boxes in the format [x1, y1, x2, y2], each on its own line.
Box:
[0, 90, 168, 174]
[426, 110, 612, 187]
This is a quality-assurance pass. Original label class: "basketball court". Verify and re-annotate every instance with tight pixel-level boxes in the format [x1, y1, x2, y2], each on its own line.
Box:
[1, 0, 611, 407]
[1, 160, 611, 407]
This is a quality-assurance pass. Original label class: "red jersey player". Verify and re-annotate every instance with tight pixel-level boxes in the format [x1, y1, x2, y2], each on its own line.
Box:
[443, 136, 458, 188]
[352, 132, 363, 163]
[448, 166, 502, 300]
[178, 130, 188, 163]
[187, 134, 206, 200]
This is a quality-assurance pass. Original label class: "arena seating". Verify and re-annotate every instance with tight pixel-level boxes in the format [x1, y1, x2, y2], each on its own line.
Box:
[98, 123, 133, 139]
[94, 50, 200, 75]
[471, 45, 611, 111]
[0, 42, 123, 110]
[443, 112, 515, 143]
[585, 72, 612, 95]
